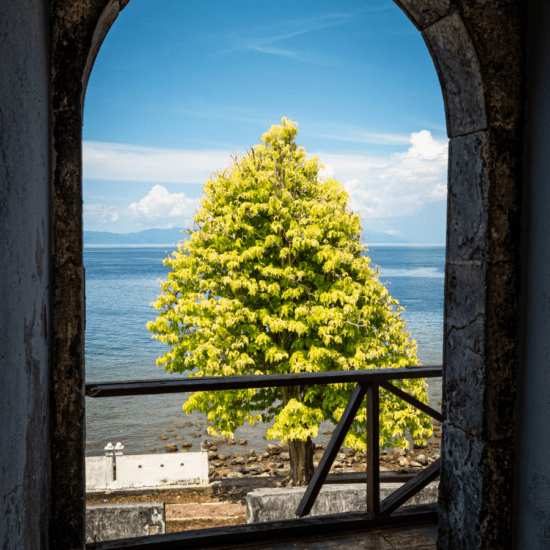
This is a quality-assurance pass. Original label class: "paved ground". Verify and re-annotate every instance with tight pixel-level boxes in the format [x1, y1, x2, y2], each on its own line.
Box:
[198, 522, 437, 549]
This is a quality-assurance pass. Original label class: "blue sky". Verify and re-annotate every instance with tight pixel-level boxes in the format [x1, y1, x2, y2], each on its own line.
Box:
[83, 0, 448, 243]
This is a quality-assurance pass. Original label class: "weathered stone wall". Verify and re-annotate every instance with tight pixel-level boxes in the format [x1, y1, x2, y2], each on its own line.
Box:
[394, 2, 526, 549]
[514, 1, 550, 548]
[85, 502, 165, 543]
[1, 0, 543, 548]
[49, 1, 130, 548]
[50, 0, 128, 549]
[0, 1, 51, 549]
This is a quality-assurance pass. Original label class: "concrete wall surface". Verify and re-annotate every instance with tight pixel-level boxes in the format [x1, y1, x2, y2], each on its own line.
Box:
[86, 457, 115, 491]
[246, 482, 439, 523]
[0, 1, 51, 549]
[85, 503, 165, 543]
[117, 452, 208, 488]
[86, 451, 209, 490]
[514, 1, 550, 548]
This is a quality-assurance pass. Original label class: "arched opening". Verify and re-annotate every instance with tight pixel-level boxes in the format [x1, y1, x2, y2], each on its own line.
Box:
[48, 1, 525, 547]
[81, 0, 447, 481]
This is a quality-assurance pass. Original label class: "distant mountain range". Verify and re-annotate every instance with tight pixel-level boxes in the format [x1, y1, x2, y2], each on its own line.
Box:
[84, 228, 410, 245]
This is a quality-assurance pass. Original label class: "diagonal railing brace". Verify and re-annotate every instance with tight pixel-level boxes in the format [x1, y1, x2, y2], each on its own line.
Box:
[379, 458, 441, 517]
[295, 382, 367, 518]
[379, 381, 443, 423]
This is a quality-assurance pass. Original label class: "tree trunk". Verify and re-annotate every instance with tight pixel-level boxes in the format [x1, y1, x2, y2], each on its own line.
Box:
[288, 437, 315, 485]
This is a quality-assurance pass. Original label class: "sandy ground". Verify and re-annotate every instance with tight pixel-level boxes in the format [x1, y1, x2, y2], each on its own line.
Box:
[86, 491, 247, 532]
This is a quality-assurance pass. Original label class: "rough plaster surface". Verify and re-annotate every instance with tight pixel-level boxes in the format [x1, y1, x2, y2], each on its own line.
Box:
[85, 502, 165, 543]
[246, 483, 439, 523]
[0, 1, 51, 549]
[514, 1, 550, 548]
[49, 2, 127, 547]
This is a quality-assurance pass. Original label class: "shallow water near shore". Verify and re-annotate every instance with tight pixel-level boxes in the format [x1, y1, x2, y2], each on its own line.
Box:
[85, 244, 444, 457]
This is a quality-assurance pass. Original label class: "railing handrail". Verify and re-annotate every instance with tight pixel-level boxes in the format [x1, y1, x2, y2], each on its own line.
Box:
[85, 365, 442, 398]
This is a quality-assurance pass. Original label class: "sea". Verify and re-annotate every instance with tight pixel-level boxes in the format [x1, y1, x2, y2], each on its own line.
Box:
[84, 244, 445, 457]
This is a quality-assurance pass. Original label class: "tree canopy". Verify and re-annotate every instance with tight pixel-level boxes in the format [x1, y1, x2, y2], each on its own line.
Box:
[147, 118, 432, 481]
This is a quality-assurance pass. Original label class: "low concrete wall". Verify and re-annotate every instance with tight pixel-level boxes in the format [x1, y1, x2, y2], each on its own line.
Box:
[117, 453, 208, 488]
[85, 502, 165, 543]
[85, 451, 208, 490]
[246, 482, 439, 523]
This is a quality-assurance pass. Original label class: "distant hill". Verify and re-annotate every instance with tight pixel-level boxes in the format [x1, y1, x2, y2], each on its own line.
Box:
[361, 231, 410, 244]
[84, 228, 410, 245]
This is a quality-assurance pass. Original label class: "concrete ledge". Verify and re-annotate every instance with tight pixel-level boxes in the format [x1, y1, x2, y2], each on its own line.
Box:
[86, 502, 166, 543]
[246, 482, 439, 523]
[86, 471, 421, 500]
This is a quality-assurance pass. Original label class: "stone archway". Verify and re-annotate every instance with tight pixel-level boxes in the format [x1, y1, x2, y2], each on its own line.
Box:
[394, 2, 525, 547]
[49, 2, 526, 548]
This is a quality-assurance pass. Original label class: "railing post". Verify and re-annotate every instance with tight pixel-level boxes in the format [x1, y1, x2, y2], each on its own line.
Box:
[367, 382, 380, 517]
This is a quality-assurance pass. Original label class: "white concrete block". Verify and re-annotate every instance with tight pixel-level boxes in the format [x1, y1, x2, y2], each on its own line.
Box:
[116, 452, 208, 488]
[86, 456, 114, 490]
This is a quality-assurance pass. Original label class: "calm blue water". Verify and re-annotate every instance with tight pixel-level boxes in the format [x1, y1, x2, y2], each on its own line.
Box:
[85, 244, 444, 456]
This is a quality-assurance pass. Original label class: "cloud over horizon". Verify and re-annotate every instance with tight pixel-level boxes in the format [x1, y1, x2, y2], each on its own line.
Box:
[315, 130, 448, 219]
[83, 130, 448, 231]
[85, 185, 200, 231]
[83, 142, 233, 184]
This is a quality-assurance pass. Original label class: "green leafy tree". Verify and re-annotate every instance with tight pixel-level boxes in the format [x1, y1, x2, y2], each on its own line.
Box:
[147, 118, 432, 484]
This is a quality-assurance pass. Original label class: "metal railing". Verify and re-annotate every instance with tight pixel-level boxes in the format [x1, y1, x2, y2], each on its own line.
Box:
[85, 366, 442, 549]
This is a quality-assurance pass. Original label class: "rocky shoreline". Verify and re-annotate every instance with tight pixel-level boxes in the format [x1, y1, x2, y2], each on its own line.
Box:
[154, 421, 443, 484]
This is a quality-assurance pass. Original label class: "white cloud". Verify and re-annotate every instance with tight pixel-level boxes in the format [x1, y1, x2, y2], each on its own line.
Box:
[384, 229, 400, 236]
[84, 130, 448, 228]
[249, 45, 296, 57]
[307, 130, 411, 146]
[312, 130, 448, 218]
[128, 185, 200, 222]
[84, 203, 122, 225]
[83, 142, 233, 183]
[84, 186, 200, 231]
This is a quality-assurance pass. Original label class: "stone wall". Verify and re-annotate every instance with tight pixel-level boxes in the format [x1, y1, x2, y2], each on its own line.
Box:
[0, 0, 542, 548]
[0, 1, 51, 549]
[85, 502, 165, 543]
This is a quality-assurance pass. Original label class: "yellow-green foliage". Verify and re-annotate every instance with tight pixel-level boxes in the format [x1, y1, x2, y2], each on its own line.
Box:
[147, 118, 432, 451]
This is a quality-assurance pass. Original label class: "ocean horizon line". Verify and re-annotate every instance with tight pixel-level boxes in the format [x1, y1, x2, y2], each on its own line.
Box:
[84, 242, 446, 248]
